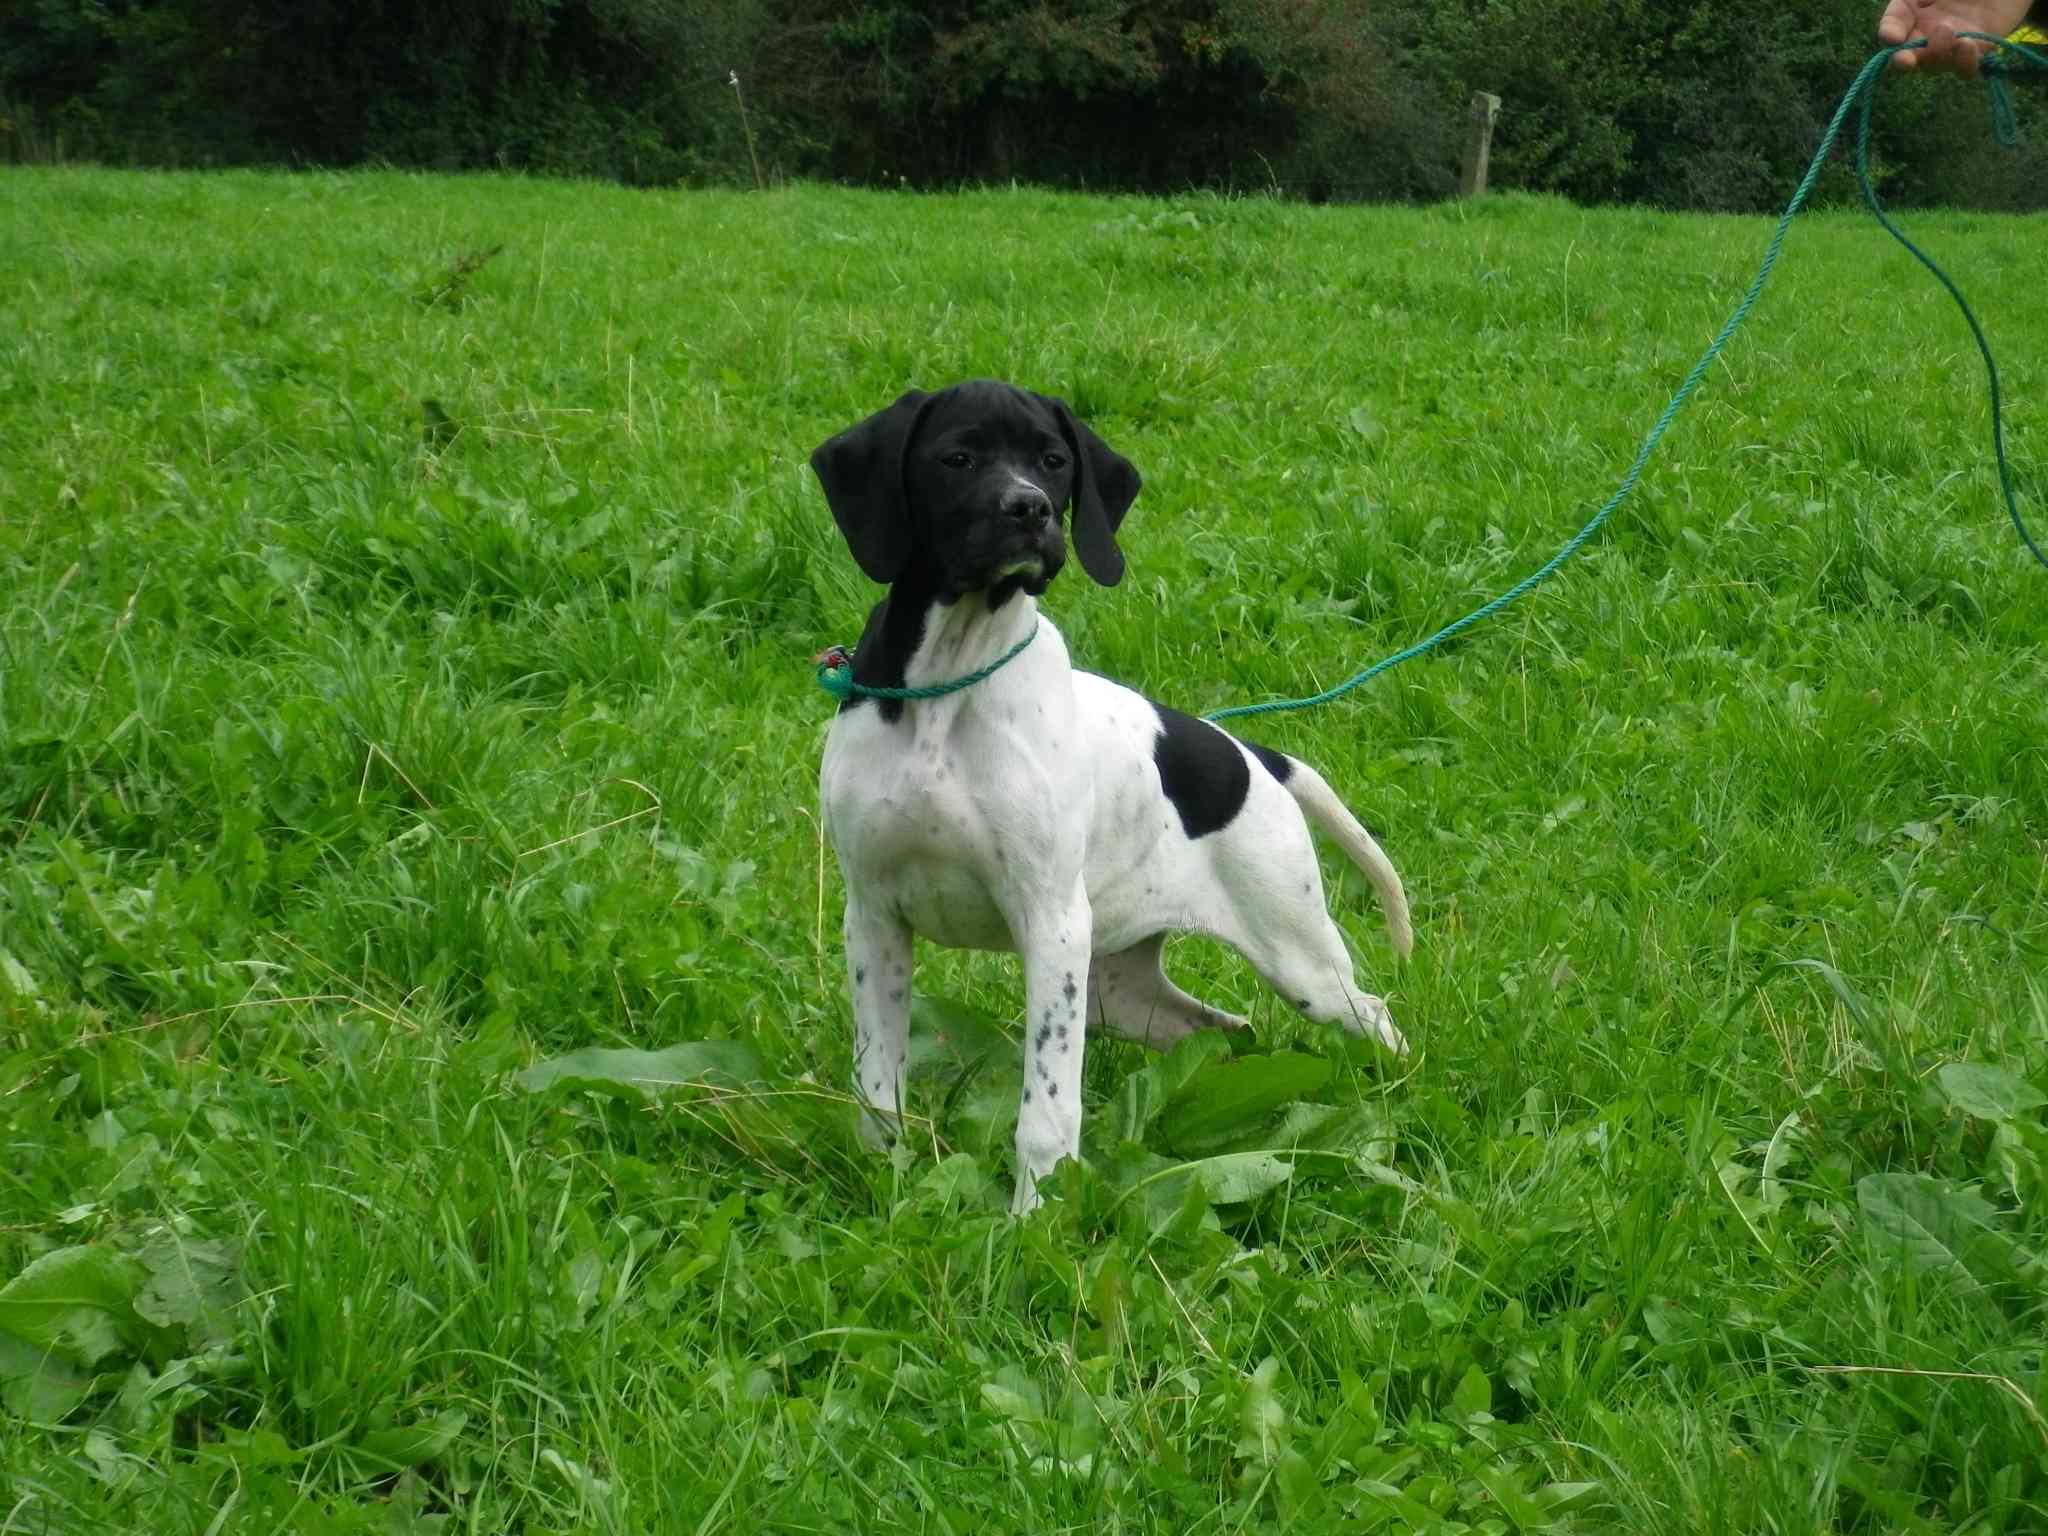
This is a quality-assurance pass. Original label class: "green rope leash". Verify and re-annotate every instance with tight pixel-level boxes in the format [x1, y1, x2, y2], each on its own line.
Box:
[1856, 40, 2046, 571]
[1205, 33, 2046, 726]
[816, 621, 1041, 703]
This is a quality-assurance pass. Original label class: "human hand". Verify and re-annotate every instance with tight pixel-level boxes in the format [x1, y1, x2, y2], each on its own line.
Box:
[1879, 0, 2032, 73]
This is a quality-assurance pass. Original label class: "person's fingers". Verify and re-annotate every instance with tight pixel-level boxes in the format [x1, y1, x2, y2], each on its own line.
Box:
[1921, 20, 1973, 72]
[1881, 0, 1938, 67]
[1942, 24, 1993, 77]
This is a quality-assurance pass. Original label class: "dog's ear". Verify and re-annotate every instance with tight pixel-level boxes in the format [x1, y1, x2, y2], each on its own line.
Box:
[1045, 396, 1140, 587]
[810, 389, 936, 584]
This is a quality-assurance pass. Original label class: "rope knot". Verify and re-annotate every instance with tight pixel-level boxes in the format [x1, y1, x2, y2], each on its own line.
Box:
[814, 645, 856, 701]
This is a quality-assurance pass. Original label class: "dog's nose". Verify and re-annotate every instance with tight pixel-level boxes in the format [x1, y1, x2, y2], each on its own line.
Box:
[1000, 486, 1054, 526]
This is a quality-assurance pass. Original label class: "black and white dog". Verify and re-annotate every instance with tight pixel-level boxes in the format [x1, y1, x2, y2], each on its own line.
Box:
[813, 380, 1411, 1212]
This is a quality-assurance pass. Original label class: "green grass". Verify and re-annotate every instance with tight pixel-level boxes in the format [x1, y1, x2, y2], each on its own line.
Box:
[2, 164, 2046, 1534]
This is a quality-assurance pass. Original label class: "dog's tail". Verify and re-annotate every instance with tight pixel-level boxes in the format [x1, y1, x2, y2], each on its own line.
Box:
[1282, 761, 1413, 960]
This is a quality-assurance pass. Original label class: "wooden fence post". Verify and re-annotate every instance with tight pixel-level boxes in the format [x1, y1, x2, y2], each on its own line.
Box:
[1459, 92, 1502, 199]
[729, 71, 765, 191]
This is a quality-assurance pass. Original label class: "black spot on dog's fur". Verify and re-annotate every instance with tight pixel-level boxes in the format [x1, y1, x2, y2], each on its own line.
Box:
[1248, 743, 1293, 784]
[1151, 703, 1253, 839]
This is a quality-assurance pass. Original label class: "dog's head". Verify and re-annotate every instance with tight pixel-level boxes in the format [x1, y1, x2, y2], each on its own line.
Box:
[810, 379, 1140, 597]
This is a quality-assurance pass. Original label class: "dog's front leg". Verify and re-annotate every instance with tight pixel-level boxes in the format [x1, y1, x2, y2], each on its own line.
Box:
[1012, 883, 1093, 1214]
[845, 897, 913, 1150]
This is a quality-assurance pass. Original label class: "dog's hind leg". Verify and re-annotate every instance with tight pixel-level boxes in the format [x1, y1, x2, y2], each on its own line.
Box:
[1229, 908, 1407, 1054]
[1088, 934, 1248, 1048]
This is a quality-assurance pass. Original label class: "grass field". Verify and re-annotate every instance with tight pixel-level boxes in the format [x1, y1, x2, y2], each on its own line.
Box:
[2, 165, 2046, 1534]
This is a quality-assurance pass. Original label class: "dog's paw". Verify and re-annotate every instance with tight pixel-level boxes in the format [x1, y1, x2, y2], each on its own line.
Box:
[856, 1106, 903, 1152]
[1359, 995, 1407, 1055]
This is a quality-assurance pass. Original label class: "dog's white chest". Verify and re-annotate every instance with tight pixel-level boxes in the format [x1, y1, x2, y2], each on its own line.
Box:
[821, 701, 1065, 951]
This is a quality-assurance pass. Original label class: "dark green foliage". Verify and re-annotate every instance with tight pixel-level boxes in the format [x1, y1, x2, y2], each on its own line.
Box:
[3, 0, 2041, 206]
[0, 0, 745, 182]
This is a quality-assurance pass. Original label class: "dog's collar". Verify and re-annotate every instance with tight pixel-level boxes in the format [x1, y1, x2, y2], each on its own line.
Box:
[815, 621, 1040, 705]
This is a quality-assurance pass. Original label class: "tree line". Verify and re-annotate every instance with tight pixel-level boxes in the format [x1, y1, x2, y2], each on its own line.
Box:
[2, 0, 2040, 210]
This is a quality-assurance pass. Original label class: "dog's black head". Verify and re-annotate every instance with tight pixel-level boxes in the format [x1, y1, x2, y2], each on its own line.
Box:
[811, 379, 1140, 598]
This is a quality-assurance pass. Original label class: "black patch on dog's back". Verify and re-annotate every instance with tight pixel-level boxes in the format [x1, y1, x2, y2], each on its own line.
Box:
[1152, 704, 1252, 839]
[1247, 743, 1293, 784]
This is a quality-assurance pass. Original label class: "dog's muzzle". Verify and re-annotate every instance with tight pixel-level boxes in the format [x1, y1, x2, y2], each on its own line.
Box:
[985, 486, 1065, 591]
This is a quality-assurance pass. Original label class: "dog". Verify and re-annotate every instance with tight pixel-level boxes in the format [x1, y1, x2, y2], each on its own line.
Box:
[813, 379, 1412, 1212]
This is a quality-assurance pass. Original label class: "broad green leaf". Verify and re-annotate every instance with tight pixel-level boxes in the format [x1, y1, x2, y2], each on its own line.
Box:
[1263, 1101, 1398, 1165]
[0, 1331, 98, 1420]
[1759, 1108, 1805, 1214]
[1714, 1145, 1779, 1255]
[1472, 1464, 1547, 1526]
[208, 1425, 299, 1469]
[1056, 1382, 1106, 1462]
[1994, 1120, 2048, 1205]
[1236, 1356, 1289, 1463]
[1938, 1063, 2048, 1124]
[1185, 1152, 1295, 1205]
[1533, 1481, 1604, 1512]
[1856, 1173, 2025, 1293]
[917, 1152, 998, 1208]
[907, 996, 1014, 1078]
[1144, 1158, 1222, 1245]
[1107, 1149, 1292, 1236]
[350, 1409, 468, 1472]
[539, 1447, 615, 1506]
[0, 1246, 146, 1367]
[1159, 1052, 1334, 1154]
[0, 947, 38, 1000]
[1450, 1362, 1491, 1420]
[1274, 1448, 1320, 1520]
[1104, 1030, 1232, 1144]
[1354, 1481, 1448, 1527]
[946, 1071, 1023, 1157]
[1642, 1296, 1704, 1355]
[981, 1364, 1045, 1421]
[513, 1042, 765, 1099]
[133, 1233, 243, 1349]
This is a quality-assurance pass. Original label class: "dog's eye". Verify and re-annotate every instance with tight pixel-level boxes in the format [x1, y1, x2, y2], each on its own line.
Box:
[940, 452, 974, 470]
[1041, 452, 1068, 472]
